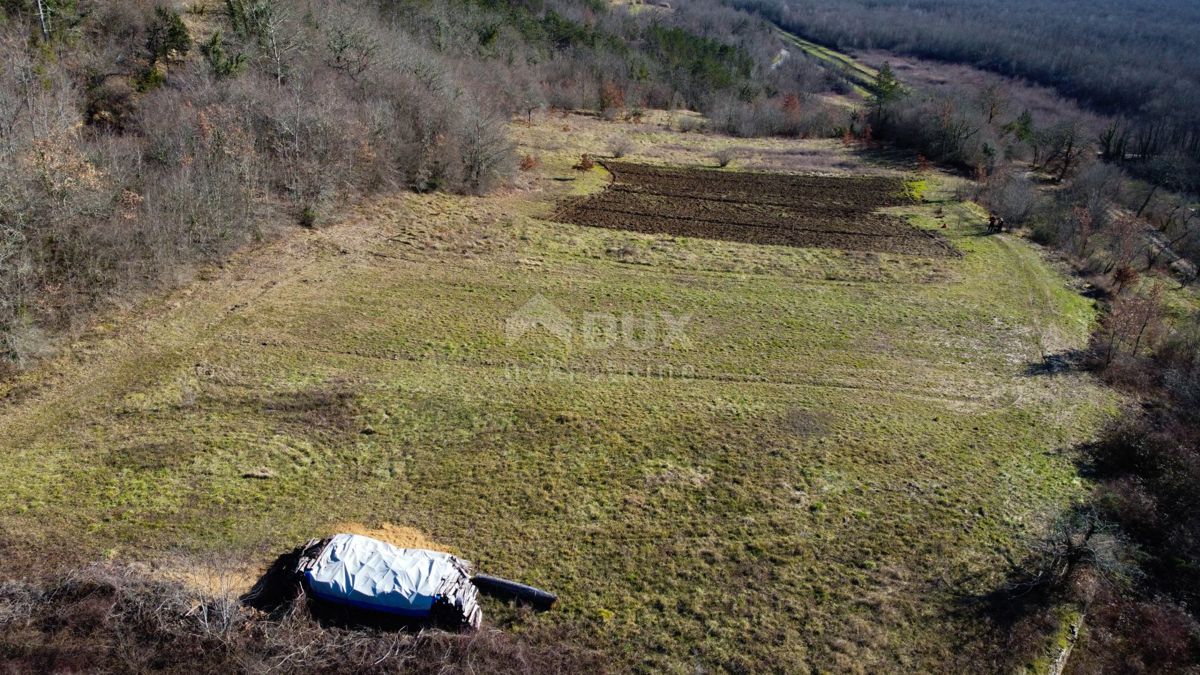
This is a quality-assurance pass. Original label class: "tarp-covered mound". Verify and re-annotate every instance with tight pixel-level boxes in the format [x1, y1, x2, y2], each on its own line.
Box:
[301, 533, 482, 629]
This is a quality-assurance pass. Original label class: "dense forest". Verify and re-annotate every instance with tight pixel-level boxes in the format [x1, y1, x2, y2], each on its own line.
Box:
[728, 0, 1200, 193]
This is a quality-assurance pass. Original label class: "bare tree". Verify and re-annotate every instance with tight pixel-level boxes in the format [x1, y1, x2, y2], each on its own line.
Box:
[976, 83, 1009, 125]
[35, 0, 50, 40]
[229, 0, 302, 85]
[1103, 214, 1145, 275]
[459, 104, 514, 195]
[324, 19, 377, 81]
[1096, 286, 1166, 367]
[1041, 119, 1085, 182]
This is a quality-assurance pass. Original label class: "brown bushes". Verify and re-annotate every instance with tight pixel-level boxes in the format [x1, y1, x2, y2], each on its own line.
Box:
[1090, 411, 1200, 589]
[606, 134, 634, 159]
[598, 81, 625, 120]
[1058, 307, 1200, 671]
[0, 0, 519, 368]
[707, 94, 839, 138]
[0, 565, 608, 673]
[1073, 595, 1198, 672]
[975, 170, 1038, 227]
[1090, 286, 1167, 373]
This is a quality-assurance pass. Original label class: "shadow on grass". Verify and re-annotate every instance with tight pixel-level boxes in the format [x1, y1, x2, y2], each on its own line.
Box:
[847, 144, 925, 173]
[946, 574, 1068, 671]
[240, 543, 308, 615]
[943, 531, 1079, 672]
[1023, 349, 1089, 377]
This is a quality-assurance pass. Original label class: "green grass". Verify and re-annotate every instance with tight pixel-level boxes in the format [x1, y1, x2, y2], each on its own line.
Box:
[776, 28, 878, 97]
[0, 124, 1117, 671]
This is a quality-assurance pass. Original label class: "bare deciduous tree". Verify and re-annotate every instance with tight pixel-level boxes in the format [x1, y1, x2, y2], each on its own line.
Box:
[459, 104, 515, 195]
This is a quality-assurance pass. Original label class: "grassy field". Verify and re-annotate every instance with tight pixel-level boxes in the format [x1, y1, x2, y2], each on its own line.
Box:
[776, 29, 879, 97]
[0, 112, 1117, 671]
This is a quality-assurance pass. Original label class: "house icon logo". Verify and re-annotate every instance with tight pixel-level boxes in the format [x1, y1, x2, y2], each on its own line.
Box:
[505, 294, 574, 346]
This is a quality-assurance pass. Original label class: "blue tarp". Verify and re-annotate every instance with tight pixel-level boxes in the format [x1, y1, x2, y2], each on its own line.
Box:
[303, 533, 481, 626]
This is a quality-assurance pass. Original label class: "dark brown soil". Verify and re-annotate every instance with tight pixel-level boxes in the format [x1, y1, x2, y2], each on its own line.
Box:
[552, 162, 956, 257]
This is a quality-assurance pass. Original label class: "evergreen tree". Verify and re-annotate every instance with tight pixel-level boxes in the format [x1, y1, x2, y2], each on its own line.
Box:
[870, 62, 902, 119]
[146, 6, 191, 61]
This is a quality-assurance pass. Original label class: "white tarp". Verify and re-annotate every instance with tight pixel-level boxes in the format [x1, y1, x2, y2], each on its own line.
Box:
[304, 533, 472, 618]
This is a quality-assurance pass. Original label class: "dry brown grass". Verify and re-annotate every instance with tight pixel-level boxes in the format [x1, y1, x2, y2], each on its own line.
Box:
[0, 564, 608, 674]
[329, 523, 447, 552]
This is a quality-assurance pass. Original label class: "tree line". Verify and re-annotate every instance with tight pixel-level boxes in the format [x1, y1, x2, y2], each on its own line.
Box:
[856, 56, 1200, 675]
[727, 0, 1200, 194]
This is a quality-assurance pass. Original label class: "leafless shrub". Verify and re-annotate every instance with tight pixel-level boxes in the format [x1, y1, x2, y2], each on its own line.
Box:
[1068, 588, 1200, 673]
[978, 171, 1040, 226]
[712, 147, 737, 168]
[0, 580, 41, 626]
[1023, 507, 1136, 596]
[960, 504, 1140, 670]
[675, 115, 703, 133]
[606, 134, 635, 158]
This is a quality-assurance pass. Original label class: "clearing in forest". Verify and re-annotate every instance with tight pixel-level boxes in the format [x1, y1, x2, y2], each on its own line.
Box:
[0, 111, 1116, 672]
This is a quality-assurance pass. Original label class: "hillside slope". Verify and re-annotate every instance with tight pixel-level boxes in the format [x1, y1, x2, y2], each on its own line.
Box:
[0, 112, 1117, 670]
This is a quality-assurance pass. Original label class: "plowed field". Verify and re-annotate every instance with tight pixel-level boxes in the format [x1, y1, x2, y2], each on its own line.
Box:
[554, 162, 957, 256]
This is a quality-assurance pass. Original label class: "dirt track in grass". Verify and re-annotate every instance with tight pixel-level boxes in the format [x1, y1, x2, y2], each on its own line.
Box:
[553, 161, 959, 257]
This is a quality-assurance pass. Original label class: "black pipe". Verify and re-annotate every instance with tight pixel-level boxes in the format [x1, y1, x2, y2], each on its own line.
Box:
[471, 575, 557, 611]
